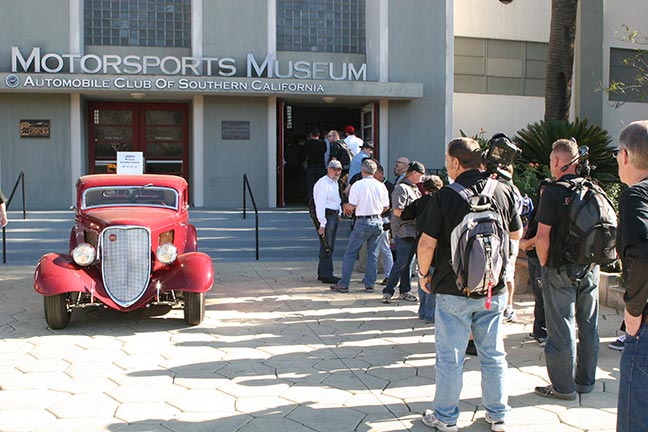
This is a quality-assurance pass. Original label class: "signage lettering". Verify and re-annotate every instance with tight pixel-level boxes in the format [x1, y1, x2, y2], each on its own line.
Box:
[10, 47, 366, 81]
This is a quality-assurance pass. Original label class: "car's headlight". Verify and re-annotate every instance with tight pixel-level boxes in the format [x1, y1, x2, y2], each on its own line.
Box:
[157, 243, 178, 264]
[72, 243, 96, 266]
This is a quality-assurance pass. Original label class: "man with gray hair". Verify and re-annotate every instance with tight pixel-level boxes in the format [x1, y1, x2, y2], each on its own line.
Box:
[330, 159, 390, 293]
[615, 120, 648, 432]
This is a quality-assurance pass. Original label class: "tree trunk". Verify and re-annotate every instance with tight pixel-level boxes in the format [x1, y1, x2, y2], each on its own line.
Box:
[544, 0, 579, 122]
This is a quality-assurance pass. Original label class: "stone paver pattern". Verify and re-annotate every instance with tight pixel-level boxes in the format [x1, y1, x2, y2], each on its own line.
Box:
[0, 261, 623, 431]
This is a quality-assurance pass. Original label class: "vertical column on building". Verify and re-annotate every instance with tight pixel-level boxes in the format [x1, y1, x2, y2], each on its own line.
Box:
[445, 0, 454, 146]
[366, 1, 389, 164]
[69, 0, 83, 206]
[574, 0, 603, 125]
[267, 0, 277, 207]
[192, 0, 204, 206]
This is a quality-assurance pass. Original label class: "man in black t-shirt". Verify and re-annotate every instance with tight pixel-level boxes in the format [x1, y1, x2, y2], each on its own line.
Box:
[303, 126, 327, 202]
[615, 120, 648, 432]
[416, 137, 522, 431]
[533, 139, 600, 401]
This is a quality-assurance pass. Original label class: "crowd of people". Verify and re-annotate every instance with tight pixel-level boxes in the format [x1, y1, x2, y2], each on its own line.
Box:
[308, 123, 648, 432]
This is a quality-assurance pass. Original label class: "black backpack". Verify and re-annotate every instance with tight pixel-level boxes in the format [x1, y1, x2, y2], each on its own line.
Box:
[330, 140, 352, 170]
[448, 178, 510, 296]
[549, 178, 617, 265]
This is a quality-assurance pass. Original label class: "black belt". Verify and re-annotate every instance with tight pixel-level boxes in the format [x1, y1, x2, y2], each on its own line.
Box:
[357, 214, 380, 219]
[325, 208, 338, 215]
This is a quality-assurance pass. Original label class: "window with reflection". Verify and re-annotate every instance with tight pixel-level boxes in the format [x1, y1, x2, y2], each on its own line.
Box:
[84, 0, 191, 47]
[277, 0, 366, 54]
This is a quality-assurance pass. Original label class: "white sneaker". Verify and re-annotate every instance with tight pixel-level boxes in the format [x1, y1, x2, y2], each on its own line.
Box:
[503, 307, 516, 322]
[421, 409, 458, 432]
[485, 413, 506, 431]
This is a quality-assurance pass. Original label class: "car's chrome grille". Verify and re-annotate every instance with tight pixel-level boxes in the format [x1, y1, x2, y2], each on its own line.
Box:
[101, 226, 151, 307]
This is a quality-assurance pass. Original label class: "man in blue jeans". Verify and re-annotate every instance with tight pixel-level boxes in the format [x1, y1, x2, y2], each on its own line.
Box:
[614, 120, 648, 432]
[534, 139, 600, 400]
[382, 161, 425, 303]
[417, 137, 522, 432]
[330, 159, 389, 293]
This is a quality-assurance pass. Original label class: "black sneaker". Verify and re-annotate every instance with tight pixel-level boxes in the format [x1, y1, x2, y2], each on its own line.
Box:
[534, 385, 576, 400]
[329, 284, 349, 293]
[608, 335, 626, 351]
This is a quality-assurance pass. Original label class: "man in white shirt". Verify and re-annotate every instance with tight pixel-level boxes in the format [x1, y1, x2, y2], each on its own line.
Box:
[312, 160, 343, 284]
[331, 159, 390, 293]
[343, 125, 363, 157]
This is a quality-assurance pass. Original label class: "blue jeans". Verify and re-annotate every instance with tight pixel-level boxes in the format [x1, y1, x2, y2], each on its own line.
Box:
[527, 256, 546, 339]
[432, 292, 509, 425]
[383, 236, 416, 296]
[418, 282, 436, 321]
[617, 321, 648, 432]
[339, 217, 382, 288]
[317, 211, 339, 279]
[378, 228, 393, 278]
[542, 264, 600, 394]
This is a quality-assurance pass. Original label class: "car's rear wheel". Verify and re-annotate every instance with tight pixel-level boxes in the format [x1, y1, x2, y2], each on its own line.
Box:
[44, 294, 71, 329]
[184, 291, 205, 325]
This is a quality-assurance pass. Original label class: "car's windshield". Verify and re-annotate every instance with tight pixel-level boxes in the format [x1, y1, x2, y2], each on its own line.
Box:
[82, 186, 179, 210]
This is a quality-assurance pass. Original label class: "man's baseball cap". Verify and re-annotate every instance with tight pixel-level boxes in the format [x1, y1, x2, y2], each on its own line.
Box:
[328, 160, 342, 169]
[343, 125, 355, 134]
[361, 142, 374, 150]
[407, 161, 425, 174]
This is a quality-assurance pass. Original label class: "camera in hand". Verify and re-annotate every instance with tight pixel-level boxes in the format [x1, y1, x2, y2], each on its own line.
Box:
[484, 133, 522, 181]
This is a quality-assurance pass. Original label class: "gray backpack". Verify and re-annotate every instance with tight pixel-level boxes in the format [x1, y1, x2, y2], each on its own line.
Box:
[448, 178, 509, 296]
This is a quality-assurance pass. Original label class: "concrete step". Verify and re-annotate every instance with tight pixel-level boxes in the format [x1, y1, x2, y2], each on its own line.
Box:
[1, 208, 350, 265]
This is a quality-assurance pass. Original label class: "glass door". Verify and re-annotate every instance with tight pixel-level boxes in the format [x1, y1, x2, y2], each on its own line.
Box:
[88, 102, 189, 179]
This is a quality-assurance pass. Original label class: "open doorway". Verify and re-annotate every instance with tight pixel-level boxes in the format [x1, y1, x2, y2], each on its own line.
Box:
[278, 103, 376, 207]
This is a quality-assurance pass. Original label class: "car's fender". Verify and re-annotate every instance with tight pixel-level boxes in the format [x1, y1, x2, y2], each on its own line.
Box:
[34, 253, 97, 296]
[154, 252, 214, 293]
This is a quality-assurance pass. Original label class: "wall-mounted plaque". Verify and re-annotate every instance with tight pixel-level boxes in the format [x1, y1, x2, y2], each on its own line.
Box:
[222, 121, 250, 140]
[20, 119, 50, 138]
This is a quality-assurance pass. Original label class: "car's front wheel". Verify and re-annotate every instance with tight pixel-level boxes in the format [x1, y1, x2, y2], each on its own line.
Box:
[184, 292, 205, 325]
[44, 293, 71, 329]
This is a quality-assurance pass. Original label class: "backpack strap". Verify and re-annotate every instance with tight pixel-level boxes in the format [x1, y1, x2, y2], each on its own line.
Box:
[447, 182, 474, 201]
[482, 177, 498, 198]
[448, 177, 497, 201]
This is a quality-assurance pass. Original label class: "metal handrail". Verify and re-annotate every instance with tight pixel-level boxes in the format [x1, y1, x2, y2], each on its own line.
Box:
[242, 174, 259, 260]
[3, 171, 27, 264]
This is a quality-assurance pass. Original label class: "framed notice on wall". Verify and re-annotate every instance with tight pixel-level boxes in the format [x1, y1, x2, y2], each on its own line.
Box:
[222, 121, 250, 140]
[20, 119, 50, 138]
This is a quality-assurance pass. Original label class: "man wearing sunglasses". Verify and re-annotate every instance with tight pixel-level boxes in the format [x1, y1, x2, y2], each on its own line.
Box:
[615, 120, 648, 432]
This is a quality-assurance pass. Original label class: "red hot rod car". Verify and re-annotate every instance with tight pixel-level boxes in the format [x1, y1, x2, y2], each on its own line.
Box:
[34, 174, 214, 329]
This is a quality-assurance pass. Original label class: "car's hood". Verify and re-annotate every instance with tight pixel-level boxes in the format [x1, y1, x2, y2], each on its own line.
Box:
[81, 207, 179, 229]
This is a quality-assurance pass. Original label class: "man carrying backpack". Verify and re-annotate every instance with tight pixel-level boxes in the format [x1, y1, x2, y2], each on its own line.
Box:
[417, 137, 522, 432]
[534, 138, 615, 401]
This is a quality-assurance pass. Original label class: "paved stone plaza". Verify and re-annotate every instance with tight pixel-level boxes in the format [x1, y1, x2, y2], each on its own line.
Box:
[0, 259, 623, 432]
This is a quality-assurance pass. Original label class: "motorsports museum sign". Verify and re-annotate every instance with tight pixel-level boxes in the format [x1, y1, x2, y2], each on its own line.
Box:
[1, 47, 423, 100]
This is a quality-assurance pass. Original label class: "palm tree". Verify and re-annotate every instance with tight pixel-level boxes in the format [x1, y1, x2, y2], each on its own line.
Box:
[544, 0, 579, 121]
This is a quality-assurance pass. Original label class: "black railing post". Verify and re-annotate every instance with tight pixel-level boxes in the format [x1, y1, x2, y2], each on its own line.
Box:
[2, 227, 6, 264]
[21, 172, 26, 219]
[3, 171, 27, 263]
[242, 174, 259, 260]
